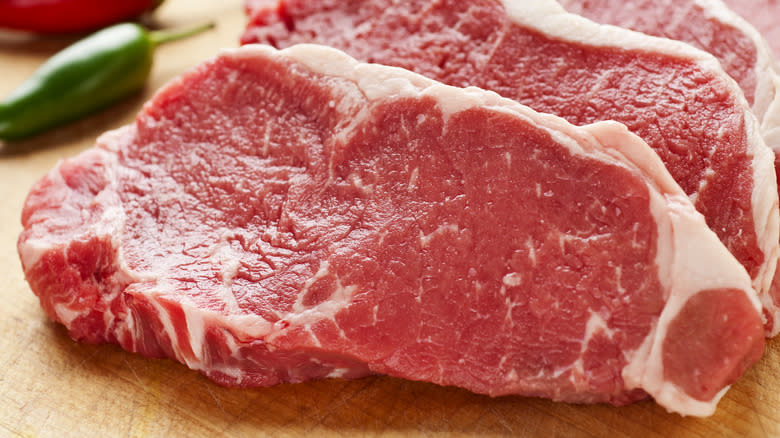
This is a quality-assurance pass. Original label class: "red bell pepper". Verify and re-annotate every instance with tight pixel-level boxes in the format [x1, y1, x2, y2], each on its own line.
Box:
[0, 0, 163, 34]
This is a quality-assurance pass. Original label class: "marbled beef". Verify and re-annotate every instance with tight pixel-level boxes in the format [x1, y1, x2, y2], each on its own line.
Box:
[18, 45, 764, 416]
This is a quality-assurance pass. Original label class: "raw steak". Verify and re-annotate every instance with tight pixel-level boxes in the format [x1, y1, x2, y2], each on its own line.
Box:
[558, 0, 780, 150]
[18, 45, 764, 416]
[240, 0, 780, 335]
[557, 0, 780, 335]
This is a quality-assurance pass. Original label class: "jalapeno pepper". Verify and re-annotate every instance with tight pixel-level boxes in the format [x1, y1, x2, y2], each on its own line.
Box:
[0, 0, 163, 34]
[0, 21, 214, 141]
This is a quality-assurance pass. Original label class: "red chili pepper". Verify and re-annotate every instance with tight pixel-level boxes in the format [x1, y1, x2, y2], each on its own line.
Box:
[0, 0, 163, 34]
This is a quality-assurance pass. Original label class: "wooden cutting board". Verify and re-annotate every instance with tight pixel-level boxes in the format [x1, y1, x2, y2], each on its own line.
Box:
[1, 1, 778, 436]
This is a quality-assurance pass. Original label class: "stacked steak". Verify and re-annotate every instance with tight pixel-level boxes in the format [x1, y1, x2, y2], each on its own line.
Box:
[241, 0, 780, 332]
[18, 0, 780, 417]
[558, 0, 780, 121]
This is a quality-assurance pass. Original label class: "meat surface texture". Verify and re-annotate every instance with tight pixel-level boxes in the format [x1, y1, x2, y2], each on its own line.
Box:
[18, 45, 765, 416]
[558, 0, 780, 335]
[240, 0, 780, 335]
[559, 0, 780, 153]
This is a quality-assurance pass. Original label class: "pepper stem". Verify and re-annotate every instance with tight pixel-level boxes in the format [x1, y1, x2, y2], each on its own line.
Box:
[149, 22, 215, 46]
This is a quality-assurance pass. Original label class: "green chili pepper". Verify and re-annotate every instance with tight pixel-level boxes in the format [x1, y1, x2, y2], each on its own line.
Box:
[0, 21, 214, 141]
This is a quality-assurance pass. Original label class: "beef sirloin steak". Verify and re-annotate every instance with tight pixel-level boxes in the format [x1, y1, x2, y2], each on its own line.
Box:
[559, 0, 780, 121]
[557, 0, 780, 335]
[241, 0, 780, 334]
[19, 45, 764, 416]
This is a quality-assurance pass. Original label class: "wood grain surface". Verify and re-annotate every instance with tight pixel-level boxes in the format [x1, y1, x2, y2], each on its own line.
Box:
[0, 1, 778, 436]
